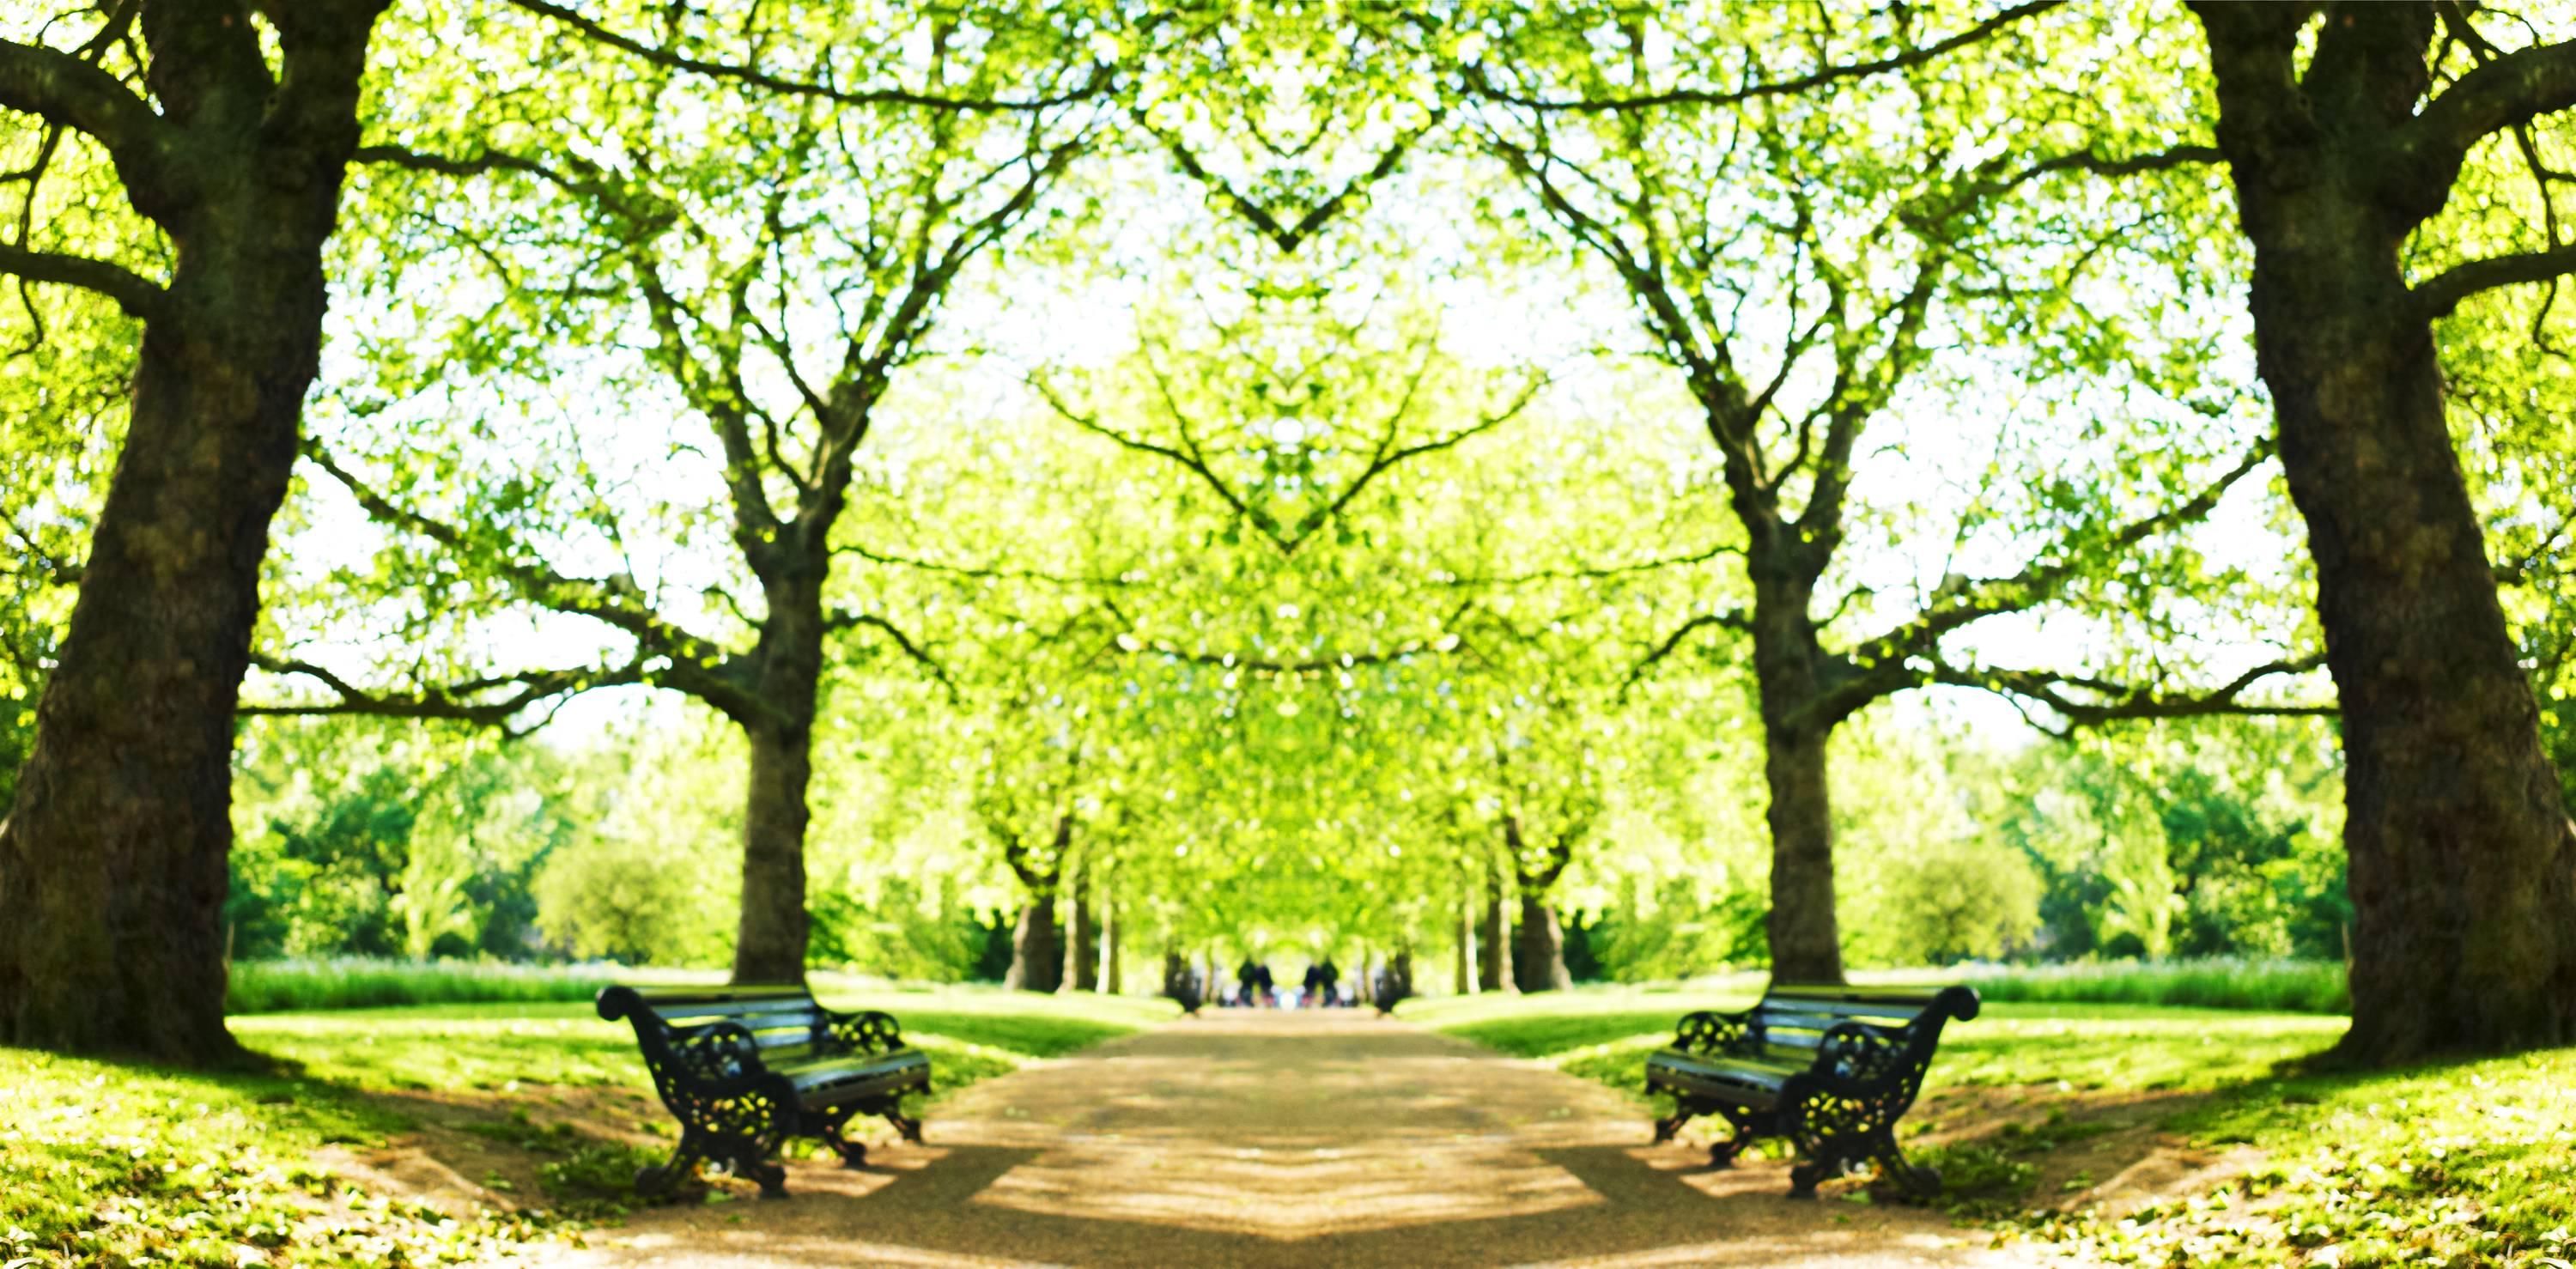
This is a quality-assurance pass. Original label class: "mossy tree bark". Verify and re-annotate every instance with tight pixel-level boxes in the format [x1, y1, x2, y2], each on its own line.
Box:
[730, 570, 825, 985]
[0, 1, 389, 1061]
[2192, 2, 2576, 1061]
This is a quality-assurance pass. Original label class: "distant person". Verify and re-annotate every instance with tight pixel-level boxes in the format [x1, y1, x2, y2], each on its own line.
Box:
[1317, 957, 1342, 1007]
[1238, 957, 1274, 1007]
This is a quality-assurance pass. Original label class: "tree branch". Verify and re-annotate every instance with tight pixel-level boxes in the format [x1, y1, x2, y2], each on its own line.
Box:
[1439, 540, 1742, 586]
[1852, 438, 2275, 662]
[1462, 1, 2063, 112]
[1285, 373, 1542, 553]
[1146, 117, 1436, 253]
[1996, 143, 2226, 189]
[300, 441, 767, 722]
[0, 37, 171, 173]
[1928, 653, 2336, 737]
[1034, 375, 1285, 548]
[2403, 34, 2576, 177]
[504, 0, 1110, 112]
[0, 241, 163, 319]
[829, 610, 960, 701]
[836, 541, 1135, 587]
[2413, 240, 2576, 319]
[243, 652, 647, 738]
[1619, 610, 1751, 697]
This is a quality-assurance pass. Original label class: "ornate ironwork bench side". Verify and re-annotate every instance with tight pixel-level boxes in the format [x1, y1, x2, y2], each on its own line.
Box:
[1643, 982, 1980, 1199]
[597, 983, 931, 1199]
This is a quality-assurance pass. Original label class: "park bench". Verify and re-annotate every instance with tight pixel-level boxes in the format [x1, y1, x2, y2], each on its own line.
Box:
[1643, 983, 1978, 1199]
[597, 983, 929, 1199]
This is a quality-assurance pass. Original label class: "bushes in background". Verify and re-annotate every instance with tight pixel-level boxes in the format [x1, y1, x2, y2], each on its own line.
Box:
[1963, 956, 2348, 1014]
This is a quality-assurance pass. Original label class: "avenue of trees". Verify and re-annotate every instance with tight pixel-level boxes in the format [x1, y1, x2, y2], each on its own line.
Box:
[0, 0, 2572, 1069]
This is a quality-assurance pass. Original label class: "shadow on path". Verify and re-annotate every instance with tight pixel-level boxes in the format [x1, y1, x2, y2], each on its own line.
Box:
[541, 1011, 2049, 1268]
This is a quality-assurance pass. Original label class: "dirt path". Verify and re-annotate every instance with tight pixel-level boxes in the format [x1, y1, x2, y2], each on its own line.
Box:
[535, 1011, 2075, 1268]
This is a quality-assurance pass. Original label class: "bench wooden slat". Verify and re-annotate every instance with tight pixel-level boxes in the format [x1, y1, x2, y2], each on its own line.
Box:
[648, 999, 829, 1023]
[1759, 993, 1954, 1017]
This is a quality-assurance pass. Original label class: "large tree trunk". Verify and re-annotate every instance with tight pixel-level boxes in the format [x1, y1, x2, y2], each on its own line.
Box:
[730, 575, 825, 985]
[1760, 724, 1844, 983]
[2198, 4, 2576, 1061]
[732, 716, 815, 983]
[1478, 864, 1516, 993]
[0, 3, 386, 1060]
[1005, 898, 1063, 993]
[1748, 558, 1844, 984]
[1513, 896, 1574, 993]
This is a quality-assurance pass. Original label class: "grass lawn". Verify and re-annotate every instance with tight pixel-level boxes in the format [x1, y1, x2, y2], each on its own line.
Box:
[1, 984, 1176, 1268]
[1406, 987, 2576, 1267]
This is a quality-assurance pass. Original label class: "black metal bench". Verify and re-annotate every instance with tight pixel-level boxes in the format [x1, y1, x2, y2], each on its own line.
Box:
[597, 983, 930, 1199]
[1644, 983, 1979, 1198]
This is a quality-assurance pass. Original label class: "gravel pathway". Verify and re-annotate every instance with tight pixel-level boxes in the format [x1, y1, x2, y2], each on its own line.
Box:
[536, 1010, 2072, 1268]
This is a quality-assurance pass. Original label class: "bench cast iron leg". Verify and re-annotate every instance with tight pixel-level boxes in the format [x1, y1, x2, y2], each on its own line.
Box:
[1788, 1157, 1830, 1199]
[872, 1095, 924, 1145]
[1788, 1132, 1862, 1199]
[1651, 1108, 1692, 1144]
[886, 1108, 924, 1144]
[1708, 1125, 1757, 1169]
[635, 1134, 706, 1199]
[814, 1107, 869, 1169]
[1872, 1131, 1941, 1197]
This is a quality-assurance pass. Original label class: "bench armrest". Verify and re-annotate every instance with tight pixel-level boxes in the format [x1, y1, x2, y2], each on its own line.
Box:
[1673, 1009, 1753, 1054]
[826, 1008, 908, 1055]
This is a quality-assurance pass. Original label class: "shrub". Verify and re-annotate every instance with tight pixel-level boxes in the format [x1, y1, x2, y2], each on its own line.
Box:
[224, 957, 631, 1014]
[1875, 838, 2044, 964]
[533, 838, 705, 964]
[1963, 956, 2348, 1014]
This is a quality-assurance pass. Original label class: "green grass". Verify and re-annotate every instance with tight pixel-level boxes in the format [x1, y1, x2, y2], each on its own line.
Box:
[4, 986, 1174, 1267]
[0, 1047, 556, 1268]
[1963, 958, 2350, 1014]
[1419, 986, 2576, 1266]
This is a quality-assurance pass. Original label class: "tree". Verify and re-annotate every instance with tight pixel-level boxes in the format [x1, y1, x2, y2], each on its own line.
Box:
[2185, 2, 2576, 1060]
[973, 699, 1087, 993]
[252, 0, 1103, 983]
[0, 0, 392, 1060]
[1465, 2, 2330, 981]
[1879, 838, 2043, 964]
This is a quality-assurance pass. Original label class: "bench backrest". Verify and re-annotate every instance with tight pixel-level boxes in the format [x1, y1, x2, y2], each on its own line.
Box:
[1747, 983, 1979, 1040]
[598, 984, 840, 1092]
[1742, 983, 1978, 1097]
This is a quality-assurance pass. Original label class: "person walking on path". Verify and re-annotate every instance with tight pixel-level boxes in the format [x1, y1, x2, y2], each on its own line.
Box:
[1236, 957, 1274, 1007]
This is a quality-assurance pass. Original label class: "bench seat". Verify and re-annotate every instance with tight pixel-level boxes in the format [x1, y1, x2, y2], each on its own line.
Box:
[598, 984, 931, 1199]
[1643, 983, 1977, 1198]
